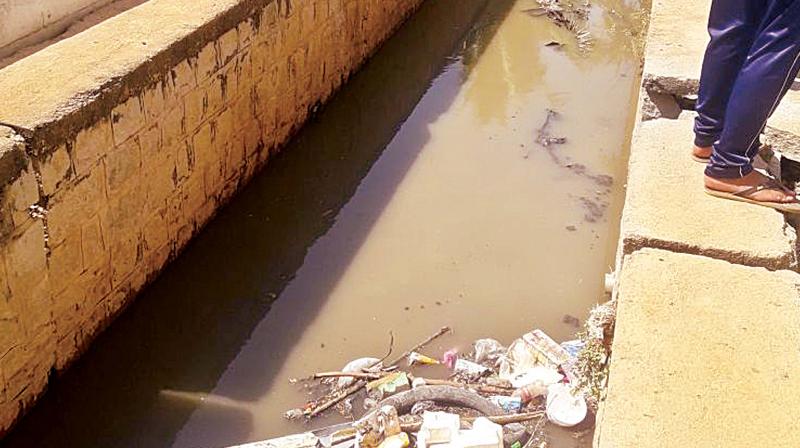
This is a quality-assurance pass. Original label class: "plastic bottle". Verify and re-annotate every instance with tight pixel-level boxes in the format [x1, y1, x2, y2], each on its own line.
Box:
[513, 382, 548, 404]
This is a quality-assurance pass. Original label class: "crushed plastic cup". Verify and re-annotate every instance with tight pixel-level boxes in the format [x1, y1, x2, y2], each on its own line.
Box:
[545, 383, 587, 427]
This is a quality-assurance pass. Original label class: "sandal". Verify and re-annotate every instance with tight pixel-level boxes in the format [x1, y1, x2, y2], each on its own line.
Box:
[704, 178, 800, 214]
[691, 146, 711, 164]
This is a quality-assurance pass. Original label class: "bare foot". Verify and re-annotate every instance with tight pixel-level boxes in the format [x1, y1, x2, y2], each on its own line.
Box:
[705, 170, 796, 203]
[692, 145, 711, 160]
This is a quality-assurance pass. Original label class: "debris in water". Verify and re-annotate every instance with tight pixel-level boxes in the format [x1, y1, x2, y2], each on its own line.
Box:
[520, 329, 572, 369]
[442, 349, 459, 369]
[336, 357, 384, 388]
[368, 372, 411, 395]
[545, 383, 587, 427]
[579, 196, 607, 223]
[453, 359, 492, 377]
[562, 314, 581, 328]
[299, 327, 452, 419]
[544, 41, 563, 48]
[534, 109, 567, 158]
[357, 405, 402, 448]
[532, 0, 594, 51]
[410, 400, 437, 415]
[458, 417, 504, 448]
[274, 324, 611, 448]
[337, 398, 354, 417]
[284, 408, 304, 420]
[522, 7, 548, 17]
[472, 339, 505, 366]
[409, 352, 441, 366]
[489, 395, 523, 413]
[573, 300, 616, 410]
[417, 411, 460, 446]
[378, 432, 410, 448]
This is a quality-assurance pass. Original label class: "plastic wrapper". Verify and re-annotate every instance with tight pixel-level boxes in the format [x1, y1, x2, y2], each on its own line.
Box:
[488, 395, 522, 413]
[367, 372, 410, 395]
[338, 357, 382, 388]
[408, 352, 441, 366]
[473, 339, 505, 365]
[356, 405, 402, 448]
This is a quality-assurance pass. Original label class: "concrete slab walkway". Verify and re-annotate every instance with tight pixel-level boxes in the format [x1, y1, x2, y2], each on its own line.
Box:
[620, 115, 796, 269]
[597, 249, 800, 447]
[601, 0, 800, 445]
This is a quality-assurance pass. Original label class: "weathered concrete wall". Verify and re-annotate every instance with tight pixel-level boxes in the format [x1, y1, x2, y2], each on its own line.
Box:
[0, 0, 116, 58]
[0, 0, 422, 436]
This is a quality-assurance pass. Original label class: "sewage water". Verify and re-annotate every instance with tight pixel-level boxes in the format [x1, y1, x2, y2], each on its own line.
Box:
[3, 1, 646, 447]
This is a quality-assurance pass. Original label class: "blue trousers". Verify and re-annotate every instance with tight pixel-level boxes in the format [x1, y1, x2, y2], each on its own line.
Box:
[694, 0, 800, 178]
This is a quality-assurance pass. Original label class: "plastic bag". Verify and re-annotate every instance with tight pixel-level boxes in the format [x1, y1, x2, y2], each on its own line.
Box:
[473, 339, 506, 365]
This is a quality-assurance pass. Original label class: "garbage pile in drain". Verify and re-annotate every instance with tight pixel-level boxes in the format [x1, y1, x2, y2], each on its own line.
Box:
[275, 306, 615, 448]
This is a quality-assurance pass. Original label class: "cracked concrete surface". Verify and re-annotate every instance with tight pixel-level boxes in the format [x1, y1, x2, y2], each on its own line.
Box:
[597, 249, 800, 448]
[620, 115, 797, 270]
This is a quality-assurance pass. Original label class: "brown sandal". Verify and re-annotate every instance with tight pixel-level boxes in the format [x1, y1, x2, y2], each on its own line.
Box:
[691, 146, 711, 164]
[705, 179, 800, 214]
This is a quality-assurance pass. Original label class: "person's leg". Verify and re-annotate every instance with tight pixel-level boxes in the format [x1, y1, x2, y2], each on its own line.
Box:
[705, 0, 800, 204]
[707, 0, 800, 179]
[693, 0, 766, 158]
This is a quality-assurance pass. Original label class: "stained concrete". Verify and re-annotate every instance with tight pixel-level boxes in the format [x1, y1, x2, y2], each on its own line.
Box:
[641, 0, 707, 90]
[620, 115, 797, 269]
[597, 248, 800, 448]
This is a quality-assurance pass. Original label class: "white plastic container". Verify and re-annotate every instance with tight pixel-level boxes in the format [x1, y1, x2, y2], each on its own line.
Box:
[416, 411, 461, 448]
[545, 383, 588, 427]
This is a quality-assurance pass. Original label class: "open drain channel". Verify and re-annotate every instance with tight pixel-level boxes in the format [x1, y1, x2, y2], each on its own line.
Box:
[3, 0, 647, 447]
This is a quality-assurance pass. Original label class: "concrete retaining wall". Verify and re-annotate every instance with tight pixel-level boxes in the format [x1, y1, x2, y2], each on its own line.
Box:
[0, 0, 422, 436]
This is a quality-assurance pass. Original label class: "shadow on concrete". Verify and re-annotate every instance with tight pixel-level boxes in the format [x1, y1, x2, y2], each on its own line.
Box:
[2, 0, 515, 447]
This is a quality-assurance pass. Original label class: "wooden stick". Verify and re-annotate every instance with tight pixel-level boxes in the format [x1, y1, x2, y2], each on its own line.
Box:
[313, 372, 384, 380]
[387, 326, 452, 367]
[304, 327, 453, 418]
[417, 378, 515, 396]
[306, 380, 366, 418]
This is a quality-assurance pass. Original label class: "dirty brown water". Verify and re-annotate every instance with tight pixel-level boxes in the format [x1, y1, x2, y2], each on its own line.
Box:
[3, 1, 646, 447]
